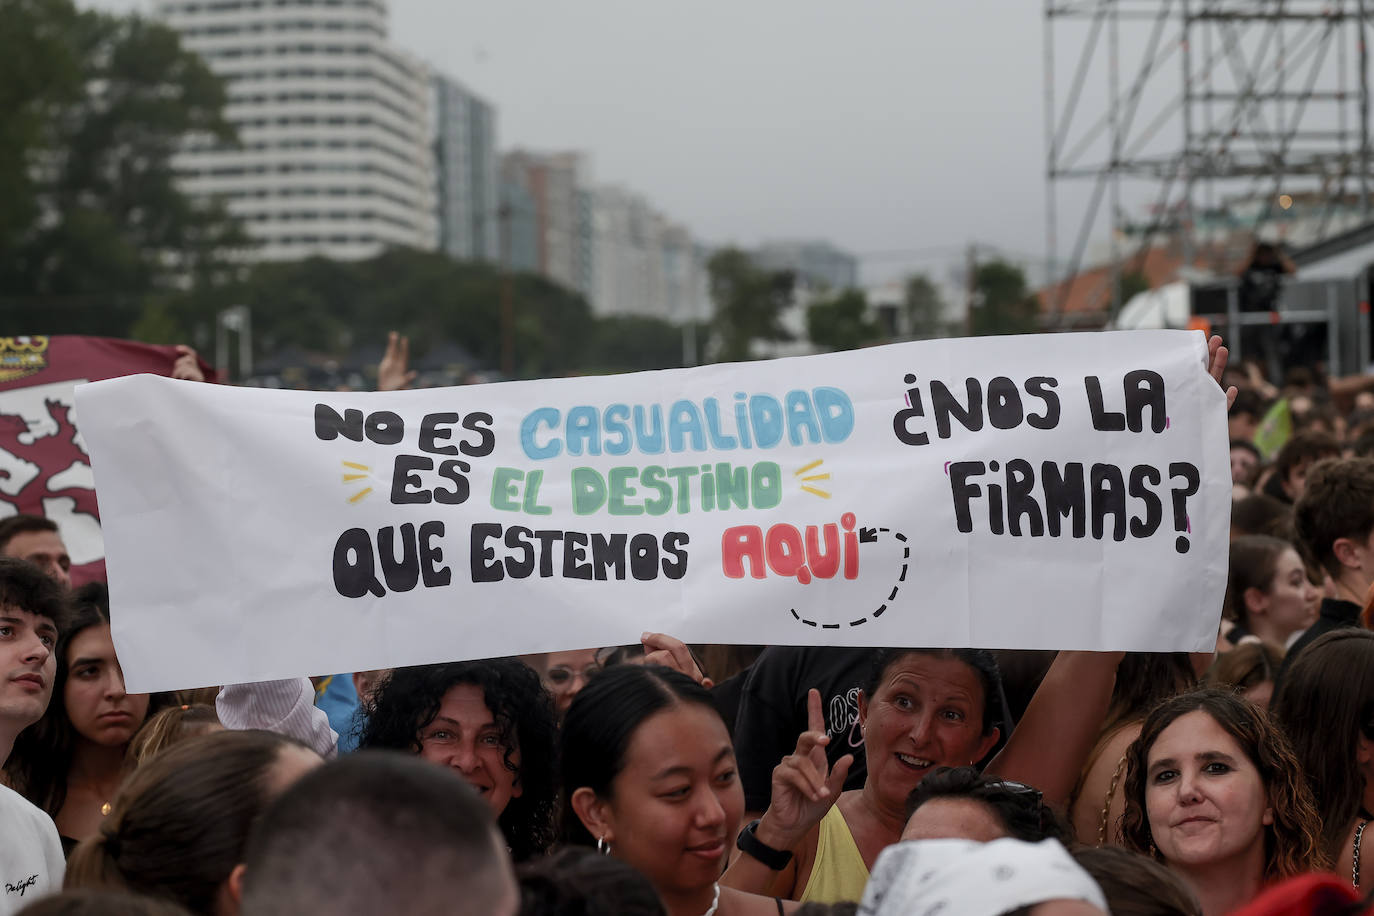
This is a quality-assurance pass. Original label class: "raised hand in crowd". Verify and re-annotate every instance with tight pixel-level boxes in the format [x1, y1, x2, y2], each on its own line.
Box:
[377, 330, 417, 392]
[760, 688, 852, 839]
[1207, 334, 1237, 410]
[170, 345, 205, 382]
[639, 632, 713, 688]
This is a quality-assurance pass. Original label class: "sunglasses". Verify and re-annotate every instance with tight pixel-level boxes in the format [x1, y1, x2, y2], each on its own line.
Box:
[545, 664, 599, 686]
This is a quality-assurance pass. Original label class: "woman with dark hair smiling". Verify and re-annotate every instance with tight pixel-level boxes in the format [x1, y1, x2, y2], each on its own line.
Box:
[1121, 688, 1326, 916]
[356, 658, 558, 861]
[562, 664, 792, 916]
[723, 647, 1120, 903]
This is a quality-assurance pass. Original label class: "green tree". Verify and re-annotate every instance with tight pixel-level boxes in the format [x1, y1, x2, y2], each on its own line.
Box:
[0, 0, 248, 336]
[806, 289, 882, 352]
[587, 315, 689, 373]
[148, 248, 606, 380]
[968, 259, 1041, 337]
[706, 248, 794, 362]
[904, 273, 949, 339]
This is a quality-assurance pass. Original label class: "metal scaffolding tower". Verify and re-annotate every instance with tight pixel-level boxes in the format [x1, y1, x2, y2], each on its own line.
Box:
[1044, 0, 1373, 322]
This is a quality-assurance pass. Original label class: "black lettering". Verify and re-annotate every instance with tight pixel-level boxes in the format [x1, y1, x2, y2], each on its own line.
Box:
[377, 524, 420, 593]
[1128, 465, 1164, 537]
[629, 533, 659, 581]
[591, 533, 627, 581]
[503, 526, 536, 578]
[986, 377, 1024, 429]
[366, 410, 405, 445]
[315, 404, 364, 442]
[434, 459, 471, 505]
[418, 520, 450, 587]
[391, 455, 432, 504]
[1042, 461, 1086, 538]
[1006, 459, 1045, 536]
[1025, 377, 1061, 429]
[419, 412, 461, 455]
[662, 532, 690, 579]
[461, 412, 496, 457]
[534, 530, 562, 577]
[932, 379, 984, 440]
[471, 524, 504, 582]
[892, 375, 929, 446]
[563, 531, 593, 580]
[1090, 464, 1127, 542]
[1124, 369, 1167, 433]
[1085, 376, 1125, 431]
[948, 461, 985, 533]
[332, 528, 385, 598]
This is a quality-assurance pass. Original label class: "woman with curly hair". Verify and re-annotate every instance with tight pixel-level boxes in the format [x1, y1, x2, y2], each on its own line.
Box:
[356, 659, 557, 861]
[1121, 688, 1326, 916]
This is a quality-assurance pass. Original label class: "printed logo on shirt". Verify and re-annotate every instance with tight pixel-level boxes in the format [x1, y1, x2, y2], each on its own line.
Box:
[827, 687, 865, 749]
[5, 874, 38, 897]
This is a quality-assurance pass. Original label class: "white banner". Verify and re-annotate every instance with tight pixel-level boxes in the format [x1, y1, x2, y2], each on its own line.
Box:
[77, 331, 1229, 692]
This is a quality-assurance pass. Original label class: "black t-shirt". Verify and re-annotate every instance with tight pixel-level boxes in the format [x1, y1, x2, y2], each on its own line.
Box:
[733, 647, 872, 812]
[1280, 597, 1362, 681]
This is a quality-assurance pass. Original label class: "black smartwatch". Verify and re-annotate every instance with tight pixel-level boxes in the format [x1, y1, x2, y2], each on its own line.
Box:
[736, 818, 793, 870]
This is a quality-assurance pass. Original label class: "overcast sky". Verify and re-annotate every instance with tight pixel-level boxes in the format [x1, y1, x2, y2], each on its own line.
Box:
[84, 0, 1154, 285]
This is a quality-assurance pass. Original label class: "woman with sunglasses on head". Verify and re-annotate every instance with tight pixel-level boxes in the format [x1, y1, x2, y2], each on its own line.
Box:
[562, 663, 795, 916]
[1120, 688, 1326, 916]
[900, 765, 1069, 845]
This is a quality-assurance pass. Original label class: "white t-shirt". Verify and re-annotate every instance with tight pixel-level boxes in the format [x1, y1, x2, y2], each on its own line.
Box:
[0, 784, 63, 914]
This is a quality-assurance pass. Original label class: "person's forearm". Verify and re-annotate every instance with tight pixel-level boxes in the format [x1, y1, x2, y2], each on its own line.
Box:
[985, 650, 1122, 807]
[721, 814, 804, 898]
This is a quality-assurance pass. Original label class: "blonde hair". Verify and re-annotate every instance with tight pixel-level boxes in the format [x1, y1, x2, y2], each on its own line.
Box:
[127, 705, 221, 767]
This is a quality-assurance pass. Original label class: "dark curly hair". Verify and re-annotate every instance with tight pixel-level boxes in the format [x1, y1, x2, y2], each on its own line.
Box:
[356, 659, 557, 861]
[904, 765, 1069, 844]
[1120, 688, 1327, 880]
[5, 582, 170, 819]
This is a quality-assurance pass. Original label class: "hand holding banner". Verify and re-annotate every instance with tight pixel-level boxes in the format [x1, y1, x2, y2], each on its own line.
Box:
[76, 330, 1230, 693]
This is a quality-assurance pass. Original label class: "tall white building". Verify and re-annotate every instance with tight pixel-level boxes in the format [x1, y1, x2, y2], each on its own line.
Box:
[156, 0, 438, 261]
[434, 74, 498, 262]
[590, 184, 709, 323]
[501, 150, 593, 296]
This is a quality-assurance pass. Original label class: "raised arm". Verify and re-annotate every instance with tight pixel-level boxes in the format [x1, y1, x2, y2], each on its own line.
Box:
[983, 650, 1123, 808]
[722, 689, 850, 898]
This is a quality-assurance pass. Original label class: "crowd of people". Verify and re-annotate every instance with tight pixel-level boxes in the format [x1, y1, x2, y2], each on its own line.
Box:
[3, 334, 1374, 915]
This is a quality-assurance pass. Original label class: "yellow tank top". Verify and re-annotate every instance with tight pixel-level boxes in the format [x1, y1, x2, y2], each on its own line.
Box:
[799, 805, 870, 904]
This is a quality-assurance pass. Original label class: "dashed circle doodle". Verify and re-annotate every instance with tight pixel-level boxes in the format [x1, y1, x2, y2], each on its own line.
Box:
[788, 526, 909, 629]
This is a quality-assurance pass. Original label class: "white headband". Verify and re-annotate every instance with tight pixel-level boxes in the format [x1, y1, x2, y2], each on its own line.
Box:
[857, 838, 1108, 916]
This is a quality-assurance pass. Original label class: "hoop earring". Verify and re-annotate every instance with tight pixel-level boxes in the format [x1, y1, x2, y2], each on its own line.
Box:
[597, 836, 611, 856]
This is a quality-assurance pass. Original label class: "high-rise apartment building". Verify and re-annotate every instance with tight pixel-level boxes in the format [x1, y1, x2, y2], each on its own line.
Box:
[501, 150, 593, 296]
[434, 74, 498, 262]
[590, 185, 709, 323]
[155, 0, 438, 261]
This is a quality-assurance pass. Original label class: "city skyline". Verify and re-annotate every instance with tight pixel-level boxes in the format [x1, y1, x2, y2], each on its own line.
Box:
[83, 0, 1059, 285]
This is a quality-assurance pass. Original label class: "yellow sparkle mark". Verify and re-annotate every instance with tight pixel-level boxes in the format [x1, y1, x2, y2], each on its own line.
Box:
[801, 473, 831, 482]
[801, 486, 832, 499]
[341, 462, 373, 503]
[794, 459, 824, 476]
